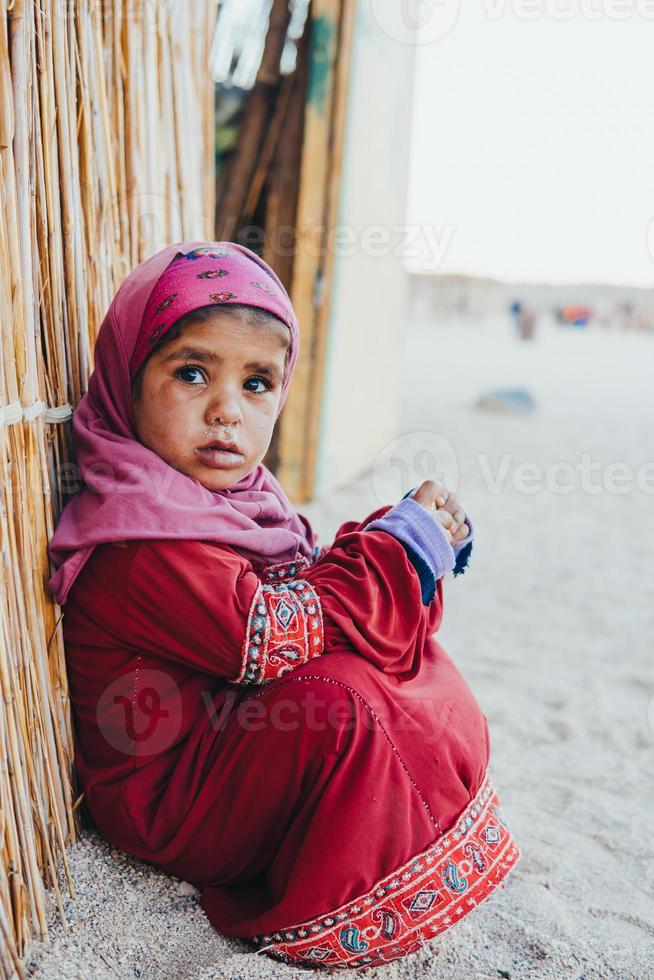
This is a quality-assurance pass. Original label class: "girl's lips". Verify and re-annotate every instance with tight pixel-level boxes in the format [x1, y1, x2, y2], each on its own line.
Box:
[195, 447, 246, 469]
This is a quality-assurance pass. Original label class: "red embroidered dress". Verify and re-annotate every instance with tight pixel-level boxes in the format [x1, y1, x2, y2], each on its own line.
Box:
[63, 504, 520, 970]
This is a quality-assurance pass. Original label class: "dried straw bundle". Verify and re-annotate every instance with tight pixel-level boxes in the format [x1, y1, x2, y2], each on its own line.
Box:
[0, 1, 217, 971]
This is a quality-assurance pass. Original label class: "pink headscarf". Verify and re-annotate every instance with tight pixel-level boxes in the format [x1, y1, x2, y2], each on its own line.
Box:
[47, 241, 317, 607]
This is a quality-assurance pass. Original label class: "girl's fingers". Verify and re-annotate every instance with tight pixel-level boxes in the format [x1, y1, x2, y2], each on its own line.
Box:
[453, 506, 466, 525]
[441, 492, 461, 516]
[434, 516, 453, 542]
[431, 480, 447, 507]
[413, 479, 447, 510]
[452, 521, 470, 543]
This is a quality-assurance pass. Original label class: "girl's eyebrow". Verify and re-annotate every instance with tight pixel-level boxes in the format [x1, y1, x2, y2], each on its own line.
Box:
[163, 346, 281, 380]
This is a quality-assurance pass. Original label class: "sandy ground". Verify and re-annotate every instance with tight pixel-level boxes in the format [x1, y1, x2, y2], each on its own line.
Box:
[29, 314, 654, 978]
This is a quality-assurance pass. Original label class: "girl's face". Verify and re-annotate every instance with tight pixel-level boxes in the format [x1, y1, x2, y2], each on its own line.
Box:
[131, 310, 289, 491]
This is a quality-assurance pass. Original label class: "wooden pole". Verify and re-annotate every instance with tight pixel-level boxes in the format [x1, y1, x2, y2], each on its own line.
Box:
[215, 0, 292, 239]
[274, 0, 357, 502]
[300, 0, 357, 501]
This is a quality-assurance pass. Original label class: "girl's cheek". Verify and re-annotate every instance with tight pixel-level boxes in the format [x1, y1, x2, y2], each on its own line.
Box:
[159, 378, 193, 405]
[253, 404, 277, 431]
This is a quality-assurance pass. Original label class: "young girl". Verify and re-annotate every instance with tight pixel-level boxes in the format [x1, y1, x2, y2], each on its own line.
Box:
[48, 241, 520, 971]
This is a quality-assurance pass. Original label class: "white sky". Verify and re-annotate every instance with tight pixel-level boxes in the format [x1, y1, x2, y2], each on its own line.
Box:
[406, 3, 654, 286]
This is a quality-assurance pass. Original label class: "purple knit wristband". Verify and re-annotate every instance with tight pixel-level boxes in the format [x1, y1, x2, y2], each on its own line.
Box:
[362, 497, 456, 582]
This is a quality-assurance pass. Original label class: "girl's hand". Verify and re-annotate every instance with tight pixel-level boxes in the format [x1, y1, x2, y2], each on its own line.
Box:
[410, 480, 470, 544]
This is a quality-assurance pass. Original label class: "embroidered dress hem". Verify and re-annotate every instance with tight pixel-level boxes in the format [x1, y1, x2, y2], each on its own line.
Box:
[248, 771, 520, 970]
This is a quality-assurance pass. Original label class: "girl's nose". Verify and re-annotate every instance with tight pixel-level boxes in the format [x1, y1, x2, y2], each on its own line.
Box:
[204, 390, 243, 427]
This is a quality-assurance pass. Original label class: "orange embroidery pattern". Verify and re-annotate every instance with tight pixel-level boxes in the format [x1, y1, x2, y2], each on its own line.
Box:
[234, 565, 324, 686]
[251, 774, 521, 969]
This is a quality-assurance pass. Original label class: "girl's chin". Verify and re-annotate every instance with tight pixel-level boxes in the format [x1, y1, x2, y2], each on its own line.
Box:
[190, 461, 257, 491]
[168, 453, 262, 489]
[196, 470, 244, 489]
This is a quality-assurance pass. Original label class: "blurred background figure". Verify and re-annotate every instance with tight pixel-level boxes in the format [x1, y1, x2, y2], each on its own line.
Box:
[519, 305, 536, 340]
[509, 298, 522, 333]
[510, 299, 537, 339]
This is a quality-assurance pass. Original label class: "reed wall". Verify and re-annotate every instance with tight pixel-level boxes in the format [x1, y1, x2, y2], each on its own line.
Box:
[0, 1, 216, 971]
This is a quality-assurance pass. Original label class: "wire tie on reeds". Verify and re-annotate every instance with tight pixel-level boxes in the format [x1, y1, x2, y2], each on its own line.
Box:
[0, 401, 73, 425]
[43, 403, 73, 423]
[0, 401, 23, 425]
[23, 400, 46, 422]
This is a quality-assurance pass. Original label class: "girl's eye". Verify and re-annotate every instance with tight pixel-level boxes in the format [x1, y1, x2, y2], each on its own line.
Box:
[244, 376, 272, 394]
[174, 366, 272, 394]
[175, 365, 206, 385]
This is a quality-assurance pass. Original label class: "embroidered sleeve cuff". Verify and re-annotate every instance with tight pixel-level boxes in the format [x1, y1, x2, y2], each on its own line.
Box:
[233, 578, 324, 685]
[312, 542, 329, 563]
[362, 497, 456, 604]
